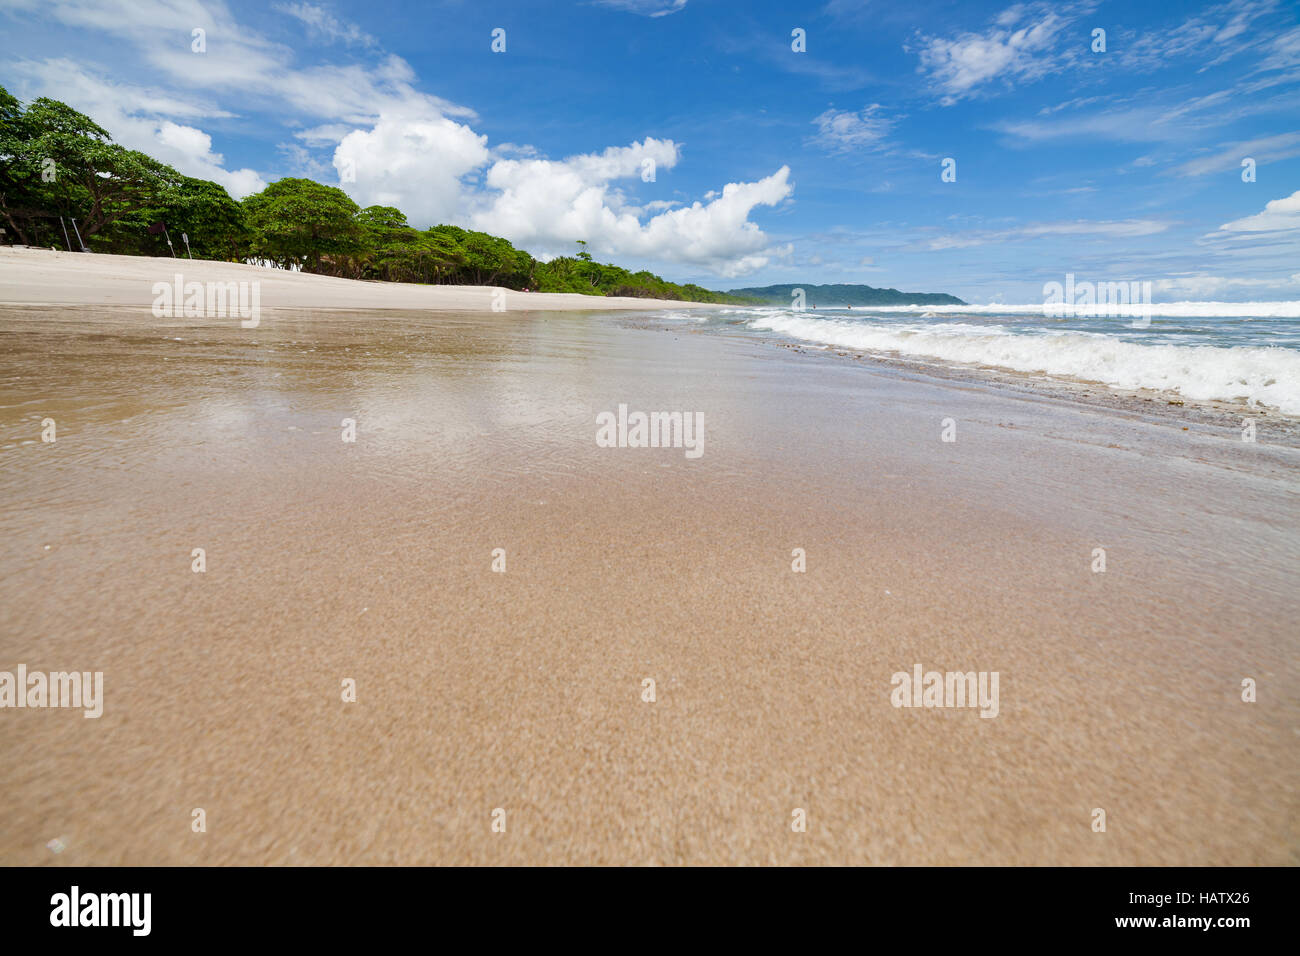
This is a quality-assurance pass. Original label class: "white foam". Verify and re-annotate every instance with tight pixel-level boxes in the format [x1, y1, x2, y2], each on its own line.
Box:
[750, 313, 1300, 414]
[835, 301, 1300, 318]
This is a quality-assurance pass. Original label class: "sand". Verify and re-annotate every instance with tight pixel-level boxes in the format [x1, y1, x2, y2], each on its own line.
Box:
[0, 247, 713, 312]
[0, 259, 1297, 866]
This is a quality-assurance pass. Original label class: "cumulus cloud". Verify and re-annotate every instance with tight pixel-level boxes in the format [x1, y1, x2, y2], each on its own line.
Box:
[1216, 191, 1300, 233]
[467, 141, 791, 276]
[470, 139, 680, 241]
[156, 120, 267, 196]
[8, 0, 790, 275]
[332, 111, 491, 224]
[330, 119, 791, 275]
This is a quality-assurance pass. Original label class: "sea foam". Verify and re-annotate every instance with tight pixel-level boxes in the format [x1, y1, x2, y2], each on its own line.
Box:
[748, 312, 1300, 414]
[817, 301, 1300, 318]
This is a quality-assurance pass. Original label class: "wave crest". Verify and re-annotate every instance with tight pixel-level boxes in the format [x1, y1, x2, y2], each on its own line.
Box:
[749, 313, 1300, 414]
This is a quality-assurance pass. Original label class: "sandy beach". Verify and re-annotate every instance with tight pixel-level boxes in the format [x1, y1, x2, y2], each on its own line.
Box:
[0, 248, 713, 312]
[0, 255, 1297, 865]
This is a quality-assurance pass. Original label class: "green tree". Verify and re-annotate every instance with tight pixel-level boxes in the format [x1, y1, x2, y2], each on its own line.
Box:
[355, 205, 410, 233]
[169, 177, 251, 260]
[242, 178, 362, 272]
[426, 225, 533, 287]
[16, 96, 182, 242]
[96, 175, 251, 260]
[0, 84, 43, 245]
[2, 86, 182, 248]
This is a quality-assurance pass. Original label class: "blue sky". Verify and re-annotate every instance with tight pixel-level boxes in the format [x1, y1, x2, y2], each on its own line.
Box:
[2, 0, 1298, 301]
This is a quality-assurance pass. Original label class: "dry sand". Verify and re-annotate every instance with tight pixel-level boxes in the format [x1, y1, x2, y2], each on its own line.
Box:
[0, 261, 1297, 866]
[0, 247, 712, 312]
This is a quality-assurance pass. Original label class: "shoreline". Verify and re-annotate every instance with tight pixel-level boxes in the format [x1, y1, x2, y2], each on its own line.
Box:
[9, 246, 1295, 430]
[766, 334, 1300, 446]
[625, 312, 1300, 451]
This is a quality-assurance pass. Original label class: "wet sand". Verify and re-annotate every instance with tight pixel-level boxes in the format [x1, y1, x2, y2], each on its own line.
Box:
[1, 304, 1297, 865]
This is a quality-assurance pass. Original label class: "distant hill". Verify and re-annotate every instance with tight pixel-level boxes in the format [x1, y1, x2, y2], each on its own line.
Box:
[725, 283, 966, 306]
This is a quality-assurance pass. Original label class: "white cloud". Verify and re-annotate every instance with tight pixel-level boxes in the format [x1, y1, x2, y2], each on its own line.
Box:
[912, 3, 1075, 104]
[591, 0, 688, 17]
[33, 0, 294, 92]
[809, 105, 894, 154]
[996, 106, 1178, 144]
[924, 218, 1169, 250]
[274, 2, 377, 47]
[1116, 0, 1278, 70]
[914, 0, 1280, 106]
[1152, 272, 1300, 297]
[11, 58, 265, 196]
[332, 122, 793, 275]
[7, 0, 790, 275]
[156, 120, 266, 196]
[1256, 24, 1300, 72]
[277, 142, 334, 180]
[1171, 133, 1300, 177]
[1217, 191, 1300, 233]
[468, 141, 792, 276]
[333, 111, 490, 223]
[21, 1, 471, 126]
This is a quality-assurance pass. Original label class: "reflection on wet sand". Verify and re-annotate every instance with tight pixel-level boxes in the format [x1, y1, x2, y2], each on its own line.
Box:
[1, 306, 1297, 865]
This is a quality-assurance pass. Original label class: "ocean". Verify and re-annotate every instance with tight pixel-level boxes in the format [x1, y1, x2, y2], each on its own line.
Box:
[683, 303, 1300, 415]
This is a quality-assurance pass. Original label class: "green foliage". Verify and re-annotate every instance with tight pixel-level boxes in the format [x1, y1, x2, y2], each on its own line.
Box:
[0, 85, 46, 245]
[20, 96, 182, 244]
[171, 177, 252, 260]
[345, 208, 470, 284]
[242, 177, 362, 270]
[530, 255, 749, 303]
[0, 83, 755, 303]
[0, 86, 206, 252]
[95, 176, 251, 260]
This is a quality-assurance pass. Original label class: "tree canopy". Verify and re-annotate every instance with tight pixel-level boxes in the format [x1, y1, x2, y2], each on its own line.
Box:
[1, 93, 184, 246]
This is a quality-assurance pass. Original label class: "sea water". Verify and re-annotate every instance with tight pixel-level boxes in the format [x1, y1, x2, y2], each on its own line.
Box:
[702, 302, 1300, 415]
